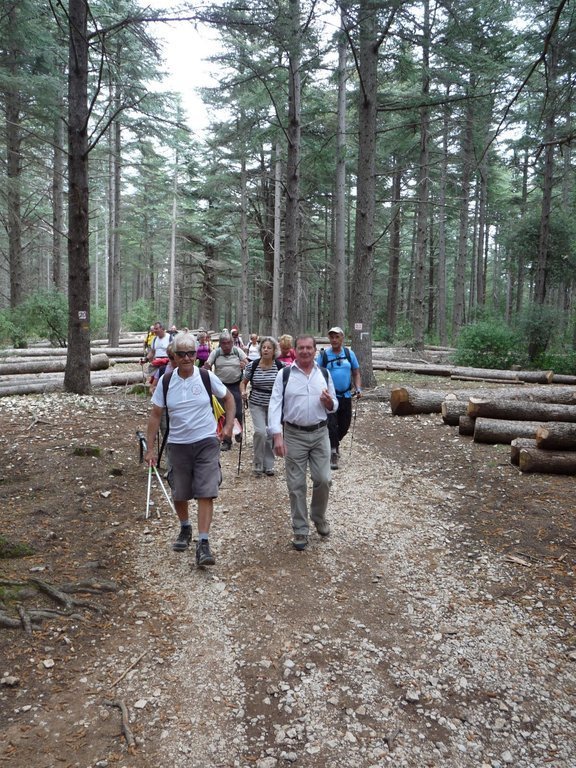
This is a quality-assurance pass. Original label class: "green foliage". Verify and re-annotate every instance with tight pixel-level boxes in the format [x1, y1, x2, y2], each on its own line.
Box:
[0, 310, 19, 348]
[455, 320, 522, 369]
[18, 291, 68, 347]
[0, 535, 34, 559]
[535, 351, 576, 376]
[90, 304, 108, 339]
[123, 299, 155, 332]
[518, 305, 559, 363]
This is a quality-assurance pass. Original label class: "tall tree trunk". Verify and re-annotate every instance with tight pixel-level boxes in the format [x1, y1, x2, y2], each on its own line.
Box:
[107, 112, 121, 347]
[412, 0, 430, 350]
[272, 143, 282, 338]
[168, 155, 178, 327]
[52, 109, 66, 291]
[452, 93, 474, 335]
[386, 161, 402, 339]
[5, 2, 23, 308]
[349, 0, 381, 388]
[64, 0, 91, 394]
[332, 12, 348, 328]
[281, 0, 302, 331]
[239, 154, 250, 338]
[436, 91, 449, 344]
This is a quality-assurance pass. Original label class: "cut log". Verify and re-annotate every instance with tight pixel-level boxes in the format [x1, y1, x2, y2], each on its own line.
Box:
[473, 418, 546, 444]
[441, 399, 468, 425]
[390, 385, 576, 416]
[376, 360, 553, 384]
[510, 438, 538, 465]
[551, 374, 576, 385]
[535, 423, 576, 451]
[0, 371, 144, 397]
[0, 353, 109, 377]
[0, 346, 141, 358]
[519, 448, 576, 475]
[459, 416, 476, 436]
[468, 398, 576, 423]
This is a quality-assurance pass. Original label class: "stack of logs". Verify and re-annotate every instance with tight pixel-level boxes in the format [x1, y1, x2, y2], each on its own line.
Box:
[390, 382, 576, 475]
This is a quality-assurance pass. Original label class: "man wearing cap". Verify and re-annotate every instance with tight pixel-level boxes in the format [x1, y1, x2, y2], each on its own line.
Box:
[317, 326, 362, 470]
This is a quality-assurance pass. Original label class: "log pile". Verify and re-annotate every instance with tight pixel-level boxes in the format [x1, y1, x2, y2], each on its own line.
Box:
[390, 381, 576, 476]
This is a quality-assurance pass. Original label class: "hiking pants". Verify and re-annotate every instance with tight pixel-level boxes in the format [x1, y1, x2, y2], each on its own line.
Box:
[249, 403, 274, 472]
[284, 424, 331, 535]
[328, 396, 352, 451]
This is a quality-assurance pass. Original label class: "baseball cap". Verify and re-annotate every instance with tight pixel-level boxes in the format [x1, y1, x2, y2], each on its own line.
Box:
[328, 326, 344, 335]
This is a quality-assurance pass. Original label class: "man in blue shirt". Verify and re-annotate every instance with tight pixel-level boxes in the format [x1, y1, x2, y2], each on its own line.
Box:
[317, 327, 362, 470]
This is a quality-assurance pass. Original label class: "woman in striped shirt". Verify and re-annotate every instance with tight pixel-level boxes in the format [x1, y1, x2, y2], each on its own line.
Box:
[240, 336, 284, 476]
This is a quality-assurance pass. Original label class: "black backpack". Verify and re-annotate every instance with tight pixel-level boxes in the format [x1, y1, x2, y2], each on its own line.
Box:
[247, 357, 284, 385]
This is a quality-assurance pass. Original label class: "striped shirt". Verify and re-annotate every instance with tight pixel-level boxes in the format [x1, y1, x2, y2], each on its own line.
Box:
[243, 359, 283, 408]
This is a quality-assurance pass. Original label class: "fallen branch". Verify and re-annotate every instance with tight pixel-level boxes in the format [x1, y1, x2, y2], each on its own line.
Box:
[109, 649, 148, 688]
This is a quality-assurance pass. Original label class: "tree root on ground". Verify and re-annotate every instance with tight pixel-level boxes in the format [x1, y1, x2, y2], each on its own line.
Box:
[0, 577, 118, 631]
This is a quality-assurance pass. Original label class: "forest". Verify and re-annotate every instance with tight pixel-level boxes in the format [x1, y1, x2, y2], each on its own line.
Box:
[1, 0, 575, 393]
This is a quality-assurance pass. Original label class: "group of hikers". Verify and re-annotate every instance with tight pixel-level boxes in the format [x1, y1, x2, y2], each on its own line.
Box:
[144, 323, 362, 567]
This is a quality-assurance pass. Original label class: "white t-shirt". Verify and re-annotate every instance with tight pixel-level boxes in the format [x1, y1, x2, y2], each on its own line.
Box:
[152, 368, 227, 444]
[152, 334, 170, 358]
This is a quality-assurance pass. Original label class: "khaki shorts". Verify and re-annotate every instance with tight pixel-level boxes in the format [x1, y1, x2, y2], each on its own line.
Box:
[167, 438, 222, 500]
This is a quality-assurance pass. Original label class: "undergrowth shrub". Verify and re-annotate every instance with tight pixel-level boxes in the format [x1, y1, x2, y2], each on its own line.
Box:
[455, 320, 522, 369]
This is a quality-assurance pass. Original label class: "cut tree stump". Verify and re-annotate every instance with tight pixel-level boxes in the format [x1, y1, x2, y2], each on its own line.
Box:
[535, 423, 576, 450]
[468, 398, 576, 423]
[441, 399, 468, 425]
[519, 448, 576, 475]
[510, 438, 539, 465]
[473, 418, 546, 444]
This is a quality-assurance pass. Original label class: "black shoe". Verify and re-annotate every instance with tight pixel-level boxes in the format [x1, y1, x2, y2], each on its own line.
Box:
[172, 525, 192, 552]
[235, 432, 242, 443]
[330, 451, 339, 470]
[221, 440, 232, 451]
[196, 539, 215, 567]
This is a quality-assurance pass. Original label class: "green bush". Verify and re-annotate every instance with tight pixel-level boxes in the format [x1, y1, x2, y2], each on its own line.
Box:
[123, 299, 155, 332]
[455, 320, 522, 369]
[0, 310, 18, 348]
[518, 305, 559, 363]
[18, 291, 68, 347]
[535, 351, 576, 375]
[90, 304, 108, 339]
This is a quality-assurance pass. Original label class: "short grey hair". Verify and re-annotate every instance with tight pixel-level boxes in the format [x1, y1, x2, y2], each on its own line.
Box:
[172, 332, 197, 352]
[259, 335, 280, 358]
[219, 332, 232, 342]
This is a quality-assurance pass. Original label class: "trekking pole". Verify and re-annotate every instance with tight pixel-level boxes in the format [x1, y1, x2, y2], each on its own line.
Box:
[349, 394, 359, 456]
[145, 465, 153, 519]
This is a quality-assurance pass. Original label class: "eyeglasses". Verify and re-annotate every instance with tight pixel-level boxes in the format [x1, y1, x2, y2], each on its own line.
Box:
[175, 350, 196, 358]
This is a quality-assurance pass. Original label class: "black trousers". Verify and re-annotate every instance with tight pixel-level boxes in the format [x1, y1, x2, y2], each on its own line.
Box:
[327, 396, 352, 451]
[220, 381, 243, 444]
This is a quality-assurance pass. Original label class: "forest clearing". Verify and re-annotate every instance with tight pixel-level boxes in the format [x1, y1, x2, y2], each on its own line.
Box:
[1, 371, 575, 768]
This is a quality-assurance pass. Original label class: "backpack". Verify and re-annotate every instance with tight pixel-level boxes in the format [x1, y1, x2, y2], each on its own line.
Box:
[281, 365, 329, 422]
[213, 346, 242, 361]
[320, 347, 352, 396]
[158, 368, 223, 465]
[247, 357, 284, 384]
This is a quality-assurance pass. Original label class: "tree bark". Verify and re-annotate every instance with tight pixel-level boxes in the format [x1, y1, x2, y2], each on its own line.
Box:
[64, 0, 91, 394]
[536, 423, 576, 450]
[390, 384, 576, 416]
[0, 354, 109, 377]
[473, 418, 546, 444]
[441, 399, 467, 426]
[468, 398, 576, 423]
[510, 438, 538, 465]
[458, 415, 475, 436]
[519, 448, 576, 475]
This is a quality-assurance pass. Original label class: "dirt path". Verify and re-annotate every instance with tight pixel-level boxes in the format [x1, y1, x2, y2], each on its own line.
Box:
[1, 387, 575, 767]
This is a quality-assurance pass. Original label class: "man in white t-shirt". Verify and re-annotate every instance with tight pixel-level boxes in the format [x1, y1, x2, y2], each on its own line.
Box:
[145, 332, 235, 567]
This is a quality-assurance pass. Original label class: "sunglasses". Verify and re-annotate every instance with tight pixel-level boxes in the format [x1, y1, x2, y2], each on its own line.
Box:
[175, 350, 196, 358]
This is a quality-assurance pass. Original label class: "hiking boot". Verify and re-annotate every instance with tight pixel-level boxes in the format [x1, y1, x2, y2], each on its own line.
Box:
[264, 468, 275, 476]
[235, 432, 243, 443]
[292, 534, 308, 551]
[315, 519, 331, 537]
[330, 451, 339, 470]
[196, 539, 216, 567]
[172, 525, 192, 552]
[221, 440, 232, 451]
